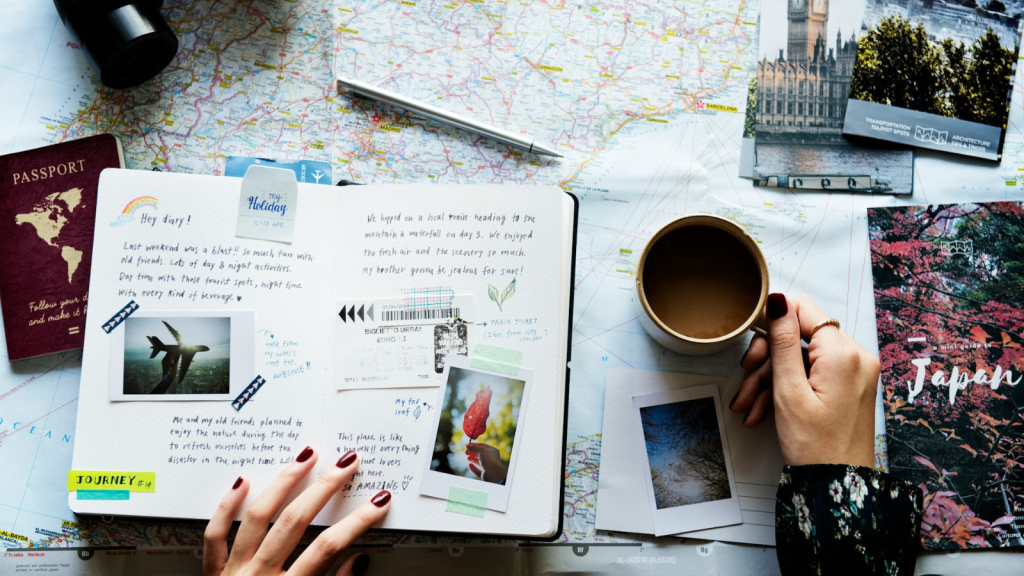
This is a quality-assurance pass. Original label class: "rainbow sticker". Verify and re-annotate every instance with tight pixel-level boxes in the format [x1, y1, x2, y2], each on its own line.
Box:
[111, 196, 158, 227]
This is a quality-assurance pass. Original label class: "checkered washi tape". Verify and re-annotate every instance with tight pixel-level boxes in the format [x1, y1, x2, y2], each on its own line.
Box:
[400, 286, 455, 310]
[232, 375, 267, 411]
[101, 300, 139, 334]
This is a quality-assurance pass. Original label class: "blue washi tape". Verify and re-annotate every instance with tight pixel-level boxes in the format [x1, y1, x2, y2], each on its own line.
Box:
[77, 489, 130, 500]
[101, 300, 139, 334]
[232, 375, 267, 411]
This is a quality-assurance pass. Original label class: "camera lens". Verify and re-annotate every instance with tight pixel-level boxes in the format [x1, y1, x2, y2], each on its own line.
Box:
[54, 1, 178, 89]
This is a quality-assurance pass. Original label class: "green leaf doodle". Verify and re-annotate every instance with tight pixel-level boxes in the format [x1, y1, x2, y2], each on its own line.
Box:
[488, 284, 501, 311]
[488, 278, 517, 312]
[501, 278, 516, 303]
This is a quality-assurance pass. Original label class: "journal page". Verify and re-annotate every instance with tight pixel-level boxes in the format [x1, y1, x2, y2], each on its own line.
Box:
[70, 170, 337, 519]
[318, 185, 569, 536]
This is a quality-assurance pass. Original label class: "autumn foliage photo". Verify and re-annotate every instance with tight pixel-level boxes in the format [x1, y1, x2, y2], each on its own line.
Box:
[868, 201, 1024, 549]
[430, 366, 526, 485]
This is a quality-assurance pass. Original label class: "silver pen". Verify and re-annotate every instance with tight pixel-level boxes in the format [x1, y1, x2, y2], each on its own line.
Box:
[336, 76, 562, 158]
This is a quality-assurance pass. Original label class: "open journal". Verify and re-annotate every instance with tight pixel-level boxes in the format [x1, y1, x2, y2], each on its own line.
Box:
[69, 169, 577, 539]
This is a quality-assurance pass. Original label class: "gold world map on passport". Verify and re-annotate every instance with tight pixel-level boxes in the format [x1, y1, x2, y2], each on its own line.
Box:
[15, 188, 86, 283]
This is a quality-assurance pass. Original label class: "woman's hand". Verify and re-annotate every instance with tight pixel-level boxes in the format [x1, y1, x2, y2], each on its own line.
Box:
[204, 446, 391, 576]
[729, 294, 879, 468]
[466, 442, 508, 484]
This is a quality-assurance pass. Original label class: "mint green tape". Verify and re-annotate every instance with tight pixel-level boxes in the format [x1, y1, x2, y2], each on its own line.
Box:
[469, 343, 524, 376]
[77, 490, 130, 500]
[445, 486, 488, 517]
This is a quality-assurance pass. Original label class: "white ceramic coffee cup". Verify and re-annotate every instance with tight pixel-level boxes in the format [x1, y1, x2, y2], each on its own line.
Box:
[635, 214, 768, 356]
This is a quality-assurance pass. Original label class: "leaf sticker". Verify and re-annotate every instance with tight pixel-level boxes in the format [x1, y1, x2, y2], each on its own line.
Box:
[463, 387, 492, 440]
[501, 278, 516, 306]
[487, 284, 501, 311]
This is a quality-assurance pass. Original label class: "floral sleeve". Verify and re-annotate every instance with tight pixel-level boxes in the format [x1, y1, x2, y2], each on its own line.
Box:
[775, 464, 923, 575]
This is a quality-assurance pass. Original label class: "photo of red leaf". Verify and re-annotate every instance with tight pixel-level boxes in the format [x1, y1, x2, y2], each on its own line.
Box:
[429, 365, 526, 484]
[463, 387, 492, 440]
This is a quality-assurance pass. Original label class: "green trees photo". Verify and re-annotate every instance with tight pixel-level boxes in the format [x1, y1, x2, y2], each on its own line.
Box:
[850, 16, 1015, 127]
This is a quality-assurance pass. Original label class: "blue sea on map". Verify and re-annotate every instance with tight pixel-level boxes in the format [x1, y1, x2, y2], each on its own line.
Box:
[755, 142, 914, 193]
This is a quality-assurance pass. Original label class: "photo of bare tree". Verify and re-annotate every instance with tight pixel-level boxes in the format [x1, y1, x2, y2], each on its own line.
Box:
[640, 397, 731, 509]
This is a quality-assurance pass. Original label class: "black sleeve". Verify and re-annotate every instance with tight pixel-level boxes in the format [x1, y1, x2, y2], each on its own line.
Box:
[775, 464, 923, 575]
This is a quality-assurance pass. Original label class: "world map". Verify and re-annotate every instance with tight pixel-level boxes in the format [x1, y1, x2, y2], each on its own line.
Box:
[14, 188, 85, 283]
[6, 1, 1024, 573]
[0, 0, 758, 551]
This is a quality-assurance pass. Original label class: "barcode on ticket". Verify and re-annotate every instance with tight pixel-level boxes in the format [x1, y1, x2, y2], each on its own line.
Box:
[381, 307, 461, 324]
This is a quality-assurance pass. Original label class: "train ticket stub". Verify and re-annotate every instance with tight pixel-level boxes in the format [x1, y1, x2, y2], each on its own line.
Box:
[335, 296, 473, 390]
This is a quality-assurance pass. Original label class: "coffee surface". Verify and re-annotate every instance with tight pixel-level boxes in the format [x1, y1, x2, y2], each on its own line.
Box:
[642, 225, 762, 339]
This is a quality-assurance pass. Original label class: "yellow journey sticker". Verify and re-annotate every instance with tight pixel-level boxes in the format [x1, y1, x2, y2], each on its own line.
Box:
[67, 471, 155, 492]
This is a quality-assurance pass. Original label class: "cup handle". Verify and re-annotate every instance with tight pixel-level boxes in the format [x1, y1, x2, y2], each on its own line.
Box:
[750, 308, 767, 337]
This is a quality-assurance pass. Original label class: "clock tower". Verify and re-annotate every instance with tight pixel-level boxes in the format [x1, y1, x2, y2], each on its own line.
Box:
[787, 0, 828, 62]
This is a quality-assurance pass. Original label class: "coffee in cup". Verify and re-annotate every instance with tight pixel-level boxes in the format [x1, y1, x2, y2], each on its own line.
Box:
[635, 215, 768, 355]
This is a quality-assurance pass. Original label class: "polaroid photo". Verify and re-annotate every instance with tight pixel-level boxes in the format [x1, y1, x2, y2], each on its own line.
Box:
[109, 310, 254, 401]
[419, 354, 532, 512]
[632, 384, 742, 536]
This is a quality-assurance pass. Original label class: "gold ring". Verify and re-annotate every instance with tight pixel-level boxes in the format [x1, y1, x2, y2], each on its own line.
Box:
[810, 318, 841, 337]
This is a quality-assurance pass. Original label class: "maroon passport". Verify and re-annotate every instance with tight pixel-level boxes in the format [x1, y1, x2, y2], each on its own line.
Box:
[0, 135, 124, 360]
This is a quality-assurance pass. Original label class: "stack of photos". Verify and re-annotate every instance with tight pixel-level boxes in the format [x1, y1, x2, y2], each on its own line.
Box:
[632, 385, 742, 536]
[753, 0, 915, 193]
[420, 355, 531, 512]
[844, 0, 1023, 160]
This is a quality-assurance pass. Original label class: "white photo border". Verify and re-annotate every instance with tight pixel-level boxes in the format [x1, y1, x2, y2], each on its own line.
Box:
[109, 310, 255, 401]
[632, 384, 742, 536]
[418, 353, 533, 513]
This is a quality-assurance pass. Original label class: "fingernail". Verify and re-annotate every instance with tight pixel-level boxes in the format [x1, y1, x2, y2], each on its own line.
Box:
[729, 392, 739, 409]
[743, 411, 751, 425]
[337, 450, 357, 468]
[766, 293, 788, 320]
[353, 554, 371, 576]
[371, 490, 391, 507]
[739, 348, 748, 365]
[296, 446, 314, 463]
[232, 476, 243, 490]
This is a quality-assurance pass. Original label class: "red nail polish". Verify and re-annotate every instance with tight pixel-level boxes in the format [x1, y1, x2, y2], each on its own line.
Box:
[353, 554, 371, 576]
[337, 450, 357, 468]
[232, 477, 243, 490]
[766, 293, 788, 320]
[371, 490, 391, 507]
[296, 446, 314, 463]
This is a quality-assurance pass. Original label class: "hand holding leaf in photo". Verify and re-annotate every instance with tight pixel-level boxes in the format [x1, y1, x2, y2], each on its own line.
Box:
[467, 442, 508, 484]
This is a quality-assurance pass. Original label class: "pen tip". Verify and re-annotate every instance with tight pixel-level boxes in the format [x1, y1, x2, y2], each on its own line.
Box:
[530, 143, 562, 158]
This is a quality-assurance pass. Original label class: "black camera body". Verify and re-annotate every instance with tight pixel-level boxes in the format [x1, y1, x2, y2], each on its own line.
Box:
[54, 0, 178, 88]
